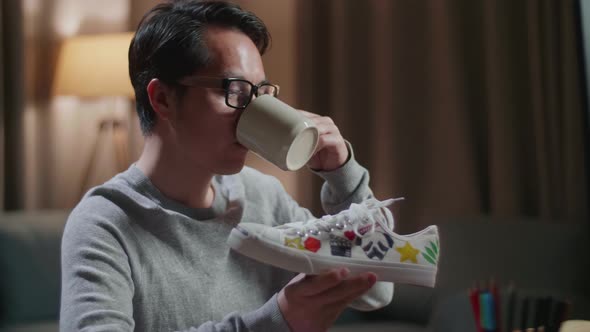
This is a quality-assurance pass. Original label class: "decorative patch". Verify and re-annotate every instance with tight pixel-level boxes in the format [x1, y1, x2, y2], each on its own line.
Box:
[357, 224, 372, 235]
[395, 241, 420, 263]
[360, 231, 394, 260]
[284, 237, 305, 250]
[304, 237, 321, 252]
[421, 239, 439, 265]
[344, 231, 356, 241]
[329, 235, 352, 257]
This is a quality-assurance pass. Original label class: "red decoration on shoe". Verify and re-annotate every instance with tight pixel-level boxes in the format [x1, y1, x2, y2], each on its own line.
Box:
[304, 237, 321, 252]
[358, 224, 372, 235]
[344, 231, 356, 241]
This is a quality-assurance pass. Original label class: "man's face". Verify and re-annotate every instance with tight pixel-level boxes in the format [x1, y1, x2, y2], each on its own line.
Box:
[171, 26, 267, 175]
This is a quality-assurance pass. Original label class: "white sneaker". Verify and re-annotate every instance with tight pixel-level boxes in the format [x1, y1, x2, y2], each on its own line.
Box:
[228, 198, 439, 287]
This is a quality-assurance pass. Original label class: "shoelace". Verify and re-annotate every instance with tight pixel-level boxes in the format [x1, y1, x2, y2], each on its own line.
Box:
[285, 198, 404, 238]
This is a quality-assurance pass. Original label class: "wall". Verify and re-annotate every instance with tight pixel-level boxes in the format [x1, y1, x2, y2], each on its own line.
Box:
[22, 0, 138, 209]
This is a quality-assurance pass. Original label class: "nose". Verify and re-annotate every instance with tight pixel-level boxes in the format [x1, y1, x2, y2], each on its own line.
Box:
[246, 94, 257, 108]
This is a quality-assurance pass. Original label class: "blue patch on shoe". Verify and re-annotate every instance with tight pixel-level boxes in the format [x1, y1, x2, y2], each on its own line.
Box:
[361, 232, 395, 261]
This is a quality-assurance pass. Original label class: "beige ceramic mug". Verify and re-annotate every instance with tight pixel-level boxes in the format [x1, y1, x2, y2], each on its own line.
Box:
[236, 95, 319, 171]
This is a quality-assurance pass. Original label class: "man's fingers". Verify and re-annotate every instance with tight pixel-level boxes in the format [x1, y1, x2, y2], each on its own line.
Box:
[294, 268, 349, 296]
[286, 273, 306, 286]
[299, 112, 337, 129]
[314, 133, 343, 152]
[340, 274, 378, 304]
[298, 109, 321, 118]
[313, 272, 377, 305]
[314, 122, 340, 136]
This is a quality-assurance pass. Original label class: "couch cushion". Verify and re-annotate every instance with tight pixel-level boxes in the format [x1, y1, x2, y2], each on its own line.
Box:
[0, 321, 58, 332]
[355, 284, 434, 325]
[0, 211, 69, 324]
[330, 322, 430, 332]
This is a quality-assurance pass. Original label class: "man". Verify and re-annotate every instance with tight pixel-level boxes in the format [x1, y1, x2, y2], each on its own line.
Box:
[60, 1, 392, 331]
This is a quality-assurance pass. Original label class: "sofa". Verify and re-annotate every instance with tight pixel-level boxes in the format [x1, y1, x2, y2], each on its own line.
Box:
[1, 211, 589, 332]
[0, 210, 66, 332]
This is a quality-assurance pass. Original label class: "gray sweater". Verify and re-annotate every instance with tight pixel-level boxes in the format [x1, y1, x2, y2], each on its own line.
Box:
[60, 156, 391, 331]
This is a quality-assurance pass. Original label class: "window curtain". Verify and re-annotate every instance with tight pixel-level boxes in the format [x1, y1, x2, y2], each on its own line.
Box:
[579, 0, 590, 203]
[0, 0, 4, 210]
[1, 0, 25, 211]
[297, 0, 589, 232]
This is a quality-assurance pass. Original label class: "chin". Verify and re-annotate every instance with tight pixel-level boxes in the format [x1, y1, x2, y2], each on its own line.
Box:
[215, 151, 248, 175]
[216, 163, 245, 175]
[201, 143, 247, 175]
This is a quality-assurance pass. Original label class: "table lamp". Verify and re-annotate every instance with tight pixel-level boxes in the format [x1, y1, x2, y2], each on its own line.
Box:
[53, 32, 135, 197]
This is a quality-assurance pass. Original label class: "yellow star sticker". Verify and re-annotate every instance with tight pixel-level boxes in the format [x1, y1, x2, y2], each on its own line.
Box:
[284, 237, 305, 250]
[395, 241, 420, 263]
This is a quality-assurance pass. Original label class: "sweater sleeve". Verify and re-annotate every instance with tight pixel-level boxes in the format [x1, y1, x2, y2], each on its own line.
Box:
[60, 202, 291, 332]
[184, 294, 289, 332]
[266, 142, 373, 223]
[310, 141, 374, 214]
[60, 206, 136, 331]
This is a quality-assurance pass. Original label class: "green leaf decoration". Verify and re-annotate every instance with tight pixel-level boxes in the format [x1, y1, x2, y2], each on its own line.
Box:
[430, 241, 438, 255]
[422, 252, 435, 265]
[425, 247, 435, 259]
[421, 240, 439, 265]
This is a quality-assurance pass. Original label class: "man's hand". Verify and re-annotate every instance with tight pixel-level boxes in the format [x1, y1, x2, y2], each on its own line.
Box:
[299, 110, 349, 171]
[278, 268, 377, 332]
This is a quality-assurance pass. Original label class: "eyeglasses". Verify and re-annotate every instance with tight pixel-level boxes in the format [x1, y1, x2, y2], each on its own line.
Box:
[178, 76, 280, 109]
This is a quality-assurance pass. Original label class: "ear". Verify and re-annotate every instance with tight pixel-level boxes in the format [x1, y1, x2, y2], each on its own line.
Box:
[147, 78, 175, 121]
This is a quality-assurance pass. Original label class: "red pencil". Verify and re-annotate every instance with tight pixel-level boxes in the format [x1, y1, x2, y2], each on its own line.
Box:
[490, 279, 501, 332]
[470, 286, 483, 332]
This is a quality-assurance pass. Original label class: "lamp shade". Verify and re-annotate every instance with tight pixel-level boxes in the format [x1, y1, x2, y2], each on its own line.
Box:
[53, 32, 135, 98]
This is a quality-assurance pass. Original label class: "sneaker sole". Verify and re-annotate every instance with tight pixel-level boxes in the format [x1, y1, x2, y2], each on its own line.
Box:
[228, 227, 437, 287]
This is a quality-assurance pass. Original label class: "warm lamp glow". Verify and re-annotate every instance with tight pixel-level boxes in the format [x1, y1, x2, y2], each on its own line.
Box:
[53, 32, 135, 98]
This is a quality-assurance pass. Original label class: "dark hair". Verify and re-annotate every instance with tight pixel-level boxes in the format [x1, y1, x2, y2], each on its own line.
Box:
[128, 0, 270, 135]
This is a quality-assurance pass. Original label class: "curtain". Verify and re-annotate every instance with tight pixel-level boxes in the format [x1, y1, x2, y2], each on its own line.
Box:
[578, 0, 590, 216]
[1, 0, 4, 210]
[1, 0, 25, 211]
[297, 0, 589, 232]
